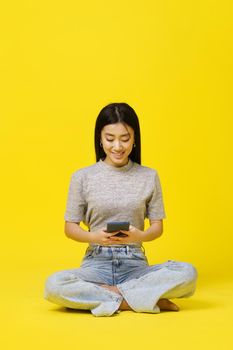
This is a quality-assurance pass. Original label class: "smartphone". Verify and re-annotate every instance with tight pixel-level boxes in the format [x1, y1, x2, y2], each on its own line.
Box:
[106, 221, 130, 237]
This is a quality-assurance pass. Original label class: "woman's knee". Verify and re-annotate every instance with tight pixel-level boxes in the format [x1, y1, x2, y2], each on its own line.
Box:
[165, 260, 198, 283]
[44, 270, 81, 299]
[44, 271, 61, 299]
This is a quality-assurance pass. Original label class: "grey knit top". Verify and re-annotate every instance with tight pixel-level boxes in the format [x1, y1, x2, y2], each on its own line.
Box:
[64, 158, 166, 247]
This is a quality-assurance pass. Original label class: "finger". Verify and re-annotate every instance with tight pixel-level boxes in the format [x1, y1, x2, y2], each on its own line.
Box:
[120, 230, 131, 235]
[110, 236, 121, 240]
[110, 237, 123, 242]
[104, 233, 116, 237]
[107, 233, 117, 238]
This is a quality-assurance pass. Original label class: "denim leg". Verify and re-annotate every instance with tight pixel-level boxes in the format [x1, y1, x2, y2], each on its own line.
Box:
[44, 269, 123, 317]
[116, 260, 198, 313]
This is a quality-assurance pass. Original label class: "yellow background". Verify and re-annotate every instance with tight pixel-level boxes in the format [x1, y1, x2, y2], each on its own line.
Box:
[1, 0, 232, 349]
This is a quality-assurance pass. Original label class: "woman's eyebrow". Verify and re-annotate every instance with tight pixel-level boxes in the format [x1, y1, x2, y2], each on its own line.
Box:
[105, 132, 130, 137]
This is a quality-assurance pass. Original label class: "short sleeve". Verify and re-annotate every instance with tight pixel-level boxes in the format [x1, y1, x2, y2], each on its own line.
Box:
[64, 172, 86, 223]
[146, 171, 166, 220]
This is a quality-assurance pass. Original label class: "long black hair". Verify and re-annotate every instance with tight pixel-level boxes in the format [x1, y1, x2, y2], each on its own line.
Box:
[94, 102, 141, 164]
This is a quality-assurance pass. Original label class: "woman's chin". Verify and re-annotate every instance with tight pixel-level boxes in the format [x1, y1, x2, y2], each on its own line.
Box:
[109, 155, 128, 166]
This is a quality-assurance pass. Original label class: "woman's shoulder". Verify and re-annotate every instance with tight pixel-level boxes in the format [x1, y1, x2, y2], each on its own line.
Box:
[70, 162, 100, 179]
[134, 162, 159, 176]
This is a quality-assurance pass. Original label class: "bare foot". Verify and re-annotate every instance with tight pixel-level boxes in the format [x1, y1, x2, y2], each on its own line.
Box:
[119, 299, 132, 310]
[157, 298, 179, 311]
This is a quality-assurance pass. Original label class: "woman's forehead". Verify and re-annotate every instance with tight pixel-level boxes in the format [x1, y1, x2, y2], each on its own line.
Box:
[102, 123, 134, 135]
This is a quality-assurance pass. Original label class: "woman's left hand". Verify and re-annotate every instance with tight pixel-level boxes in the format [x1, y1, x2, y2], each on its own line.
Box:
[109, 225, 145, 244]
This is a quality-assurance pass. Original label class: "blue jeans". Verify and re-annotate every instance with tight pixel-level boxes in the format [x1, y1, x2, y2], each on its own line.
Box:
[44, 245, 198, 317]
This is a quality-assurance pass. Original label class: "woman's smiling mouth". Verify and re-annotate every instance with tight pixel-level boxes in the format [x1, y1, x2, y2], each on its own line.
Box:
[112, 152, 125, 158]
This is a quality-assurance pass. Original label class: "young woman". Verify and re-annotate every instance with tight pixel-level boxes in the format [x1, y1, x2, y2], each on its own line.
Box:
[44, 102, 198, 317]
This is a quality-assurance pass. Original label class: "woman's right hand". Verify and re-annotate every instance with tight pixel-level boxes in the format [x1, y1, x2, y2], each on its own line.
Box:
[89, 228, 122, 245]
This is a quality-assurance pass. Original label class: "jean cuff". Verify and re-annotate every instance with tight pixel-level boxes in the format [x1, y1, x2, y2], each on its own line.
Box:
[91, 292, 123, 317]
[116, 281, 161, 313]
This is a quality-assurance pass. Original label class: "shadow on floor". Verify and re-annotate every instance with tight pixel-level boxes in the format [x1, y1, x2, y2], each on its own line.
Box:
[176, 298, 221, 311]
[48, 296, 218, 316]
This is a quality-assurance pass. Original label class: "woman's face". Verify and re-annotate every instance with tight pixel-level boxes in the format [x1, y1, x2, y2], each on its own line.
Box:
[100, 122, 135, 167]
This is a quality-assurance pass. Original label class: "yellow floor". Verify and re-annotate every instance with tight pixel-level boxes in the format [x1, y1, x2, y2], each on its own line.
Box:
[1, 261, 233, 350]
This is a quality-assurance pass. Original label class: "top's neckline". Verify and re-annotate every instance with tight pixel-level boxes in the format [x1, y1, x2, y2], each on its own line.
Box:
[98, 158, 134, 172]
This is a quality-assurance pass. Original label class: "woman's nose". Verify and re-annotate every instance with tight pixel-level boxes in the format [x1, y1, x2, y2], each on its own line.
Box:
[112, 140, 123, 150]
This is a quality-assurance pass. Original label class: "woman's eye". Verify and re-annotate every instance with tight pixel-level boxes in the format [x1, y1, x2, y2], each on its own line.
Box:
[106, 138, 130, 142]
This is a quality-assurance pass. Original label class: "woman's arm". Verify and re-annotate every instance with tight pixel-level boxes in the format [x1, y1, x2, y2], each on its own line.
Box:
[64, 219, 163, 245]
[64, 222, 93, 243]
[142, 219, 163, 242]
